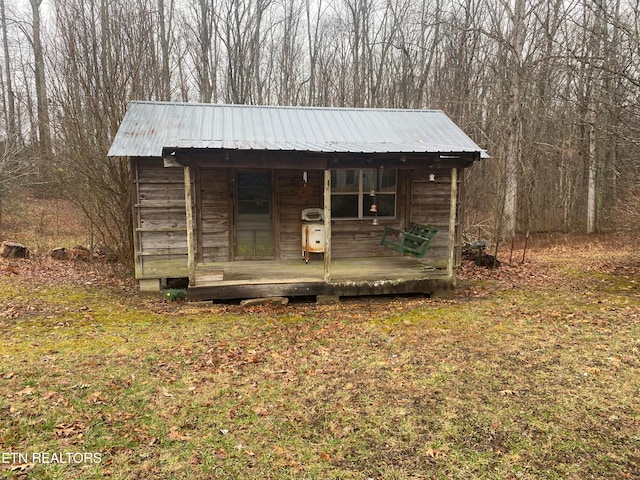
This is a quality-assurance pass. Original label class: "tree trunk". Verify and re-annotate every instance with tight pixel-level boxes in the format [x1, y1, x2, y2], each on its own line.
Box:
[1, 0, 16, 148]
[587, 107, 597, 233]
[30, 0, 51, 160]
[158, 0, 172, 100]
[198, 0, 212, 103]
[305, 0, 322, 105]
[502, 0, 525, 238]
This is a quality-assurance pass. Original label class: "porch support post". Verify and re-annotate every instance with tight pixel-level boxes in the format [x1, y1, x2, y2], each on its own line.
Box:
[184, 165, 196, 287]
[323, 169, 331, 282]
[447, 167, 458, 281]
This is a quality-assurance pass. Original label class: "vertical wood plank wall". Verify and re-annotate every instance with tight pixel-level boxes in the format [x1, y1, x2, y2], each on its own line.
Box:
[199, 168, 231, 263]
[133, 158, 189, 279]
[276, 170, 324, 259]
[410, 168, 463, 265]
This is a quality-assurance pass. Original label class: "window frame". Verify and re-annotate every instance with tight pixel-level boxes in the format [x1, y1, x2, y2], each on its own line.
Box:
[330, 168, 397, 220]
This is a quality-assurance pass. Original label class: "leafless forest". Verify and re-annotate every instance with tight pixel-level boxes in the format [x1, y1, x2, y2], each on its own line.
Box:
[0, 0, 639, 261]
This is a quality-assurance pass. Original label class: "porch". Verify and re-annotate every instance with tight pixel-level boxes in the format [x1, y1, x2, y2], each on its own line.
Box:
[187, 256, 454, 301]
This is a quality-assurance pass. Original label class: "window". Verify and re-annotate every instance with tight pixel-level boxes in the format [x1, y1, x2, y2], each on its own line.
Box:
[331, 168, 397, 219]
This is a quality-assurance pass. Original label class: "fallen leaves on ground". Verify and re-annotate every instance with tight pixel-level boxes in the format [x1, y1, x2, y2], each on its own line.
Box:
[1, 233, 639, 479]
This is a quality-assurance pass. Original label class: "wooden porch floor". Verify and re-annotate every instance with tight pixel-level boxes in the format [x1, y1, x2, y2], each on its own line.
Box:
[188, 256, 453, 301]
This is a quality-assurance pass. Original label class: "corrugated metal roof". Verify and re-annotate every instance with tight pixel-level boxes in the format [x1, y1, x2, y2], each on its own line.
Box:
[107, 101, 487, 158]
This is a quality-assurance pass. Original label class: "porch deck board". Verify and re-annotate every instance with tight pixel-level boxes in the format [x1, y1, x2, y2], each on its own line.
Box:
[188, 256, 452, 301]
[196, 256, 442, 284]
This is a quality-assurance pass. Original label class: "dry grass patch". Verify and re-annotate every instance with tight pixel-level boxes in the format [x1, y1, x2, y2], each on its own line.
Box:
[0, 193, 87, 255]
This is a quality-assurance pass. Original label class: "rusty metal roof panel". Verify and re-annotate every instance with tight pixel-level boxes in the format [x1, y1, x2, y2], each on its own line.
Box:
[107, 101, 487, 158]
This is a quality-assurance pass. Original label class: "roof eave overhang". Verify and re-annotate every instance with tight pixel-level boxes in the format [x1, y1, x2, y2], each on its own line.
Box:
[161, 147, 482, 170]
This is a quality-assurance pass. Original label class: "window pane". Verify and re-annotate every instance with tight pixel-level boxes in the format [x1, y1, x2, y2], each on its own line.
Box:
[362, 168, 396, 192]
[238, 200, 270, 214]
[362, 168, 377, 193]
[254, 230, 274, 256]
[331, 194, 358, 218]
[364, 194, 395, 217]
[237, 172, 270, 214]
[332, 169, 359, 192]
[380, 169, 397, 191]
[236, 231, 255, 257]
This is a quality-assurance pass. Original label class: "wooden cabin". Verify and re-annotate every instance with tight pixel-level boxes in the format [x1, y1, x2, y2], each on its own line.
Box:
[108, 102, 486, 301]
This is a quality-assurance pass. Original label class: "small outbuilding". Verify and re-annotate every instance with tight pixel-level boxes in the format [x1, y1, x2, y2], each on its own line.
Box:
[108, 101, 486, 301]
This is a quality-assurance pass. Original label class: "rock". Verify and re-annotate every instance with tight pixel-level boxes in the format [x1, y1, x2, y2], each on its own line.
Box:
[240, 297, 289, 307]
[1, 241, 29, 259]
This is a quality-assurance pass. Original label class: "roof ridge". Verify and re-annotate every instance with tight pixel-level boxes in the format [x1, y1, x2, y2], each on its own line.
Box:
[129, 100, 444, 114]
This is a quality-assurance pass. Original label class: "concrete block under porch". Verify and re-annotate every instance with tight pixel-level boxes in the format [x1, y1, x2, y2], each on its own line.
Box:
[187, 256, 454, 301]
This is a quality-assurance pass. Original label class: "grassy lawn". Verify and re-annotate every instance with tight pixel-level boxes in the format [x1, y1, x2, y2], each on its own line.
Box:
[0, 234, 639, 479]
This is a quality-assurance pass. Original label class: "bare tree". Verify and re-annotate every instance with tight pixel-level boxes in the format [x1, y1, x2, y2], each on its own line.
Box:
[0, 0, 16, 147]
[501, 0, 525, 239]
[157, 0, 175, 100]
[197, 0, 214, 102]
[304, 0, 326, 105]
[276, 0, 304, 104]
[49, 0, 169, 262]
[29, 0, 51, 162]
[0, 143, 33, 226]
[214, 0, 273, 104]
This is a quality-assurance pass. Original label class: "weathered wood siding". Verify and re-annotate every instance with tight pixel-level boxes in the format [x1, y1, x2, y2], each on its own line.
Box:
[132, 158, 188, 279]
[198, 168, 231, 262]
[409, 168, 462, 265]
[276, 170, 323, 260]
